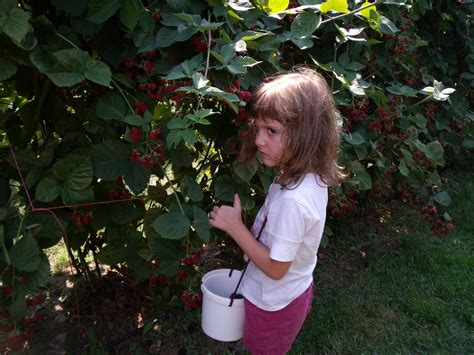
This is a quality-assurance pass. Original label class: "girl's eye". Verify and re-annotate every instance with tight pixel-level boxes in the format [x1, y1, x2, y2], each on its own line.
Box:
[268, 128, 276, 135]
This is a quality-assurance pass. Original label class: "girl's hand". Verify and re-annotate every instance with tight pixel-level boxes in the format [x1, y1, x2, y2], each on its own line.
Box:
[209, 194, 243, 235]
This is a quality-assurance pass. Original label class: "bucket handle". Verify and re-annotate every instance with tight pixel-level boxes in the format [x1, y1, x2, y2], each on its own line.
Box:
[228, 216, 267, 307]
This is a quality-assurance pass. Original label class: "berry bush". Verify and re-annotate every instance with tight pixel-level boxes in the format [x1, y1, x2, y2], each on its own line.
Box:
[0, 0, 472, 338]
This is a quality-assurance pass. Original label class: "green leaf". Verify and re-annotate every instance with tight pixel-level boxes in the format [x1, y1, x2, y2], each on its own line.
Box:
[61, 186, 95, 205]
[46, 61, 84, 87]
[29, 46, 56, 73]
[215, 175, 239, 202]
[120, 0, 140, 31]
[192, 72, 209, 89]
[2, 8, 31, 43]
[434, 191, 452, 207]
[53, 155, 93, 190]
[291, 11, 321, 38]
[320, 0, 349, 13]
[9, 297, 27, 322]
[151, 212, 191, 240]
[343, 132, 365, 145]
[378, 15, 399, 34]
[0, 57, 16, 80]
[111, 201, 145, 224]
[194, 206, 210, 243]
[84, 60, 112, 87]
[233, 158, 258, 183]
[416, 140, 445, 167]
[228, 0, 255, 12]
[96, 92, 127, 120]
[357, 0, 377, 19]
[386, 85, 418, 97]
[87, 0, 121, 24]
[36, 177, 61, 202]
[91, 139, 130, 180]
[10, 235, 41, 272]
[27, 213, 65, 248]
[51, 0, 88, 15]
[261, 0, 289, 14]
[180, 176, 203, 201]
[148, 237, 182, 276]
[350, 161, 372, 190]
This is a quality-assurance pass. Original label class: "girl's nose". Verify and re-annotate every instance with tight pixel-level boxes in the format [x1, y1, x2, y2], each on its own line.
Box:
[255, 131, 265, 147]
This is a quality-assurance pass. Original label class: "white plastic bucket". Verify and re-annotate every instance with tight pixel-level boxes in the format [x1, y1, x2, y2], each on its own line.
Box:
[201, 268, 245, 342]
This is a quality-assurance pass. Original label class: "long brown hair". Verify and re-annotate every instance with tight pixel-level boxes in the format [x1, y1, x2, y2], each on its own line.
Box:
[240, 67, 344, 187]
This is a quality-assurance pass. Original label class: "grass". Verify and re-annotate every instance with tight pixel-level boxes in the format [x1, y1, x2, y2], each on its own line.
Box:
[292, 164, 474, 354]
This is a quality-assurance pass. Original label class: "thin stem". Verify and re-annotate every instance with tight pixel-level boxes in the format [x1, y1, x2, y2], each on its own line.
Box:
[320, 2, 378, 25]
[56, 32, 81, 50]
[158, 165, 185, 216]
[112, 78, 135, 114]
[204, 12, 212, 79]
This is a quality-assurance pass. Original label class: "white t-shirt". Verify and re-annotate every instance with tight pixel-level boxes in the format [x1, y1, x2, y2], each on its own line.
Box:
[241, 173, 328, 311]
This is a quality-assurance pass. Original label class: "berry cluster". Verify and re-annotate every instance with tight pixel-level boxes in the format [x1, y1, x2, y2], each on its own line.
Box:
[432, 219, 455, 236]
[148, 275, 167, 288]
[181, 248, 205, 266]
[68, 208, 94, 229]
[175, 270, 188, 281]
[425, 102, 439, 119]
[227, 81, 252, 103]
[180, 292, 203, 310]
[129, 128, 165, 169]
[327, 189, 359, 218]
[341, 98, 370, 130]
[192, 35, 208, 53]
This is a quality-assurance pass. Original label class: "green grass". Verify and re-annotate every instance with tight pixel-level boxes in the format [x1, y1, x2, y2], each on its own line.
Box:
[292, 166, 474, 354]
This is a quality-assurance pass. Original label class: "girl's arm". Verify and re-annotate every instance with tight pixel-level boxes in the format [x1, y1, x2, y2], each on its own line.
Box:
[209, 194, 291, 280]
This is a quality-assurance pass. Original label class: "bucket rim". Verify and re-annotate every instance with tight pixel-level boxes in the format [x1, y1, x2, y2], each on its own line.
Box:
[201, 268, 244, 306]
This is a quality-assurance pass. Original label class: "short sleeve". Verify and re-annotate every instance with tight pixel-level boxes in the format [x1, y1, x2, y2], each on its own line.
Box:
[267, 198, 309, 262]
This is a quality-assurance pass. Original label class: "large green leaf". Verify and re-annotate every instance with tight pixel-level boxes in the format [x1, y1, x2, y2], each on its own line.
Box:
[23, 253, 50, 291]
[84, 60, 112, 87]
[350, 161, 372, 190]
[193, 206, 210, 243]
[151, 212, 191, 240]
[260, 0, 289, 14]
[228, 0, 255, 12]
[91, 139, 149, 194]
[53, 155, 93, 190]
[320, 0, 349, 13]
[111, 201, 145, 224]
[45, 61, 84, 87]
[416, 140, 445, 167]
[233, 158, 258, 183]
[87, 0, 121, 24]
[1, 7, 31, 43]
[9, 297, 27, 322]
[0, 57, 16, 80]
[27, 213, 65, 249]
[148, 237, 182, 276]
[180, 176, 203, 202]
[120, 0, 141, 31]
[91, 139, 130, 180]
[36, 177, 61, 202]
[10, 235, 41, 272]
[291, 11, 321, 38]
[61, 186, 95, 205]
[434, 191, 452, 207]
[96, 92, 127, 120]
[51, 0, 88, 15]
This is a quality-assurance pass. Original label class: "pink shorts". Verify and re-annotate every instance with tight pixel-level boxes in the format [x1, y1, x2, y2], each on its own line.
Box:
[243, 284, 313, 354]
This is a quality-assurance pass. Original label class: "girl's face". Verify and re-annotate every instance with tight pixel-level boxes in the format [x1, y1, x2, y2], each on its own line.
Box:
[254, 118, 286, 168]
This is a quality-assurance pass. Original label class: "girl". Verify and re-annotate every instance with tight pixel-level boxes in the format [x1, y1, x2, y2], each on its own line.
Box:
[208, 68, 343, 354]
